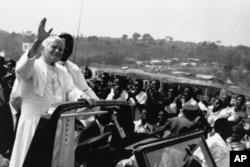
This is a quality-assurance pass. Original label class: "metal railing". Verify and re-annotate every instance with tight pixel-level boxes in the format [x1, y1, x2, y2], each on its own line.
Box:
[23, 99, 128, 167]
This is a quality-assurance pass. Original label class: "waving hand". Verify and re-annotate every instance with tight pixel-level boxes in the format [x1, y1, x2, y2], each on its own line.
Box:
[28, 18, 53, 58]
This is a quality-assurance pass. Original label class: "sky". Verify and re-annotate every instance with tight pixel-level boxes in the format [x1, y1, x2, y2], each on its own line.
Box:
[1, 0, 250, 47]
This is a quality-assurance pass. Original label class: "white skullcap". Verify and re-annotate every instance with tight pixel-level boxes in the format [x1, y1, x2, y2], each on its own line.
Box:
[42, 36, 65, 48]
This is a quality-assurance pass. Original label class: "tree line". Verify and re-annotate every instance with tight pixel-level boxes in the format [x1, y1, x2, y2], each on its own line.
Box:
[1, 30, 250, 87]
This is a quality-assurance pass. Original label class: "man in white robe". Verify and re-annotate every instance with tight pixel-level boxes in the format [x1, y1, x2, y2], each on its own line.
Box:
[9, 18, 91, 167]
[57, 33, 98, 100]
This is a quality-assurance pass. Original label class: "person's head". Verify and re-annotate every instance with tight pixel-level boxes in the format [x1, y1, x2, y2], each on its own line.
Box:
[139, 105, 149, 123]
[183, 86, 194, 101]
[167, 87, 178, 99]
[9, 93, 22, 113]
[212, 98, 223, 112]
[151, 80, 160, 91]
[133, 79, 143, 94]
[209, 97, 216, 106]
[113, 78, 121, 87]
[42, 36, 65, 66]
[58, 33, 74, 62]
[235, 94, 246, 107]
[231, 124, 246, 142]
[84, 66, 92, 79]
[221, 94, 231, 108]
[113, 85, 123, 99]
[113, 76, 127, 90]
[99, 73, 110, 86]
[6, 59, 16, 69]
[213, 118, 233, 140]
[157, 110, 168, 125]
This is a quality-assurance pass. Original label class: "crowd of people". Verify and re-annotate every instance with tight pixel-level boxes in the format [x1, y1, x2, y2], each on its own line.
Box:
[0, 56, 16, 104]
[0, 18, 250, 167]
[78, 56, 250, 167]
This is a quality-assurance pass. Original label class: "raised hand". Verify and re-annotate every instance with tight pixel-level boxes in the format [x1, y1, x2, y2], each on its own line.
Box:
[27, 18, 53, 58]
[37, 18, 53, 42]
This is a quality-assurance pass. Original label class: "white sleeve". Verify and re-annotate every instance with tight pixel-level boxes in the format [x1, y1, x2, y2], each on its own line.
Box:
[75, 69, 90, 91]
[65, 71, 83, 101]
[15, 50, 36, 81]
[81, 88, 99, 100]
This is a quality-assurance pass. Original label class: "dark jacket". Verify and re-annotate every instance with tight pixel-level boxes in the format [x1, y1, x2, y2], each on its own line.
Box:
[0, 103, 16, 158]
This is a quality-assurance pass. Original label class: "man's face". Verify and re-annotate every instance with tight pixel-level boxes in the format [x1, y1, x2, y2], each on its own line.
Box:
[113, 78, 120, 87]
[84, 70, 91, 79]
[183, 88, 192, 100]
[157, 111, 166, 123]
[236, 96, 244, 106]
[114, 85, 122, 96]
[151, 81, 159, 91]
[100, 75, 107, 86]
[134, 81, 142, 93]
[60, 37, 74, 61]
[221, 94, 231, 106]
[167, 88, 174, 98]
[213, 99, 222, 112]
[231, 127, 244, 142]
[43, 39, 64, 65]
[141, 109, 148, 120]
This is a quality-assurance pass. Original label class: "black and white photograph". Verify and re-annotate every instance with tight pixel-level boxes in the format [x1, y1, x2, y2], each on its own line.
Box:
[0, 0, 250, 167]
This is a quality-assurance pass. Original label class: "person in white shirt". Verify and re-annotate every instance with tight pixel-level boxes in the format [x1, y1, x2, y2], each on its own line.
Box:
[207, 98, 223, 128]
[127, 79, 147, 106]
[134, 106, 153, 134]
[227, 94, 248, 123]
[164, 87, 181, 118]
[57, 33, 98, 100]
[194, 118, 232, 167]
[57, 33, 99, 132]
[106, 77, 128, 101]
[179, 87, 208, 117]
[127, 79, 147, 120]
[219, 94, 234, 118]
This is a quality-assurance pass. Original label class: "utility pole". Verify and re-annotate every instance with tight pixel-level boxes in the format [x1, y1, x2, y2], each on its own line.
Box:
[73, 0, 84, 63]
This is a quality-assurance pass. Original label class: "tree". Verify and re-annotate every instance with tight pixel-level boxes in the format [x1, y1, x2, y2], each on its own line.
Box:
[215, 40, 221, 45]
[87, 36, 98, 42]
[142, 33, 153, 42]
[132, 33, 140, 41]
[166, 36, 173, 41]
[122, 34, 128, 41]
[243, 59, 250, 71]
[159, 39, 165, 46]
[138, 52, 151, 61]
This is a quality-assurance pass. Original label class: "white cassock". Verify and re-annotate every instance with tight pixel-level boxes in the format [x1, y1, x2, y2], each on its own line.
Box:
[10, 51, 84, 167]
[58, 60, 99, 100]
[57, 60, 99, 124]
